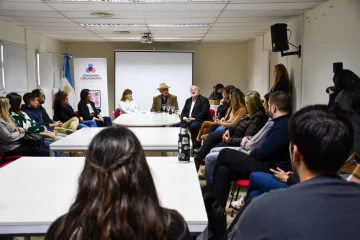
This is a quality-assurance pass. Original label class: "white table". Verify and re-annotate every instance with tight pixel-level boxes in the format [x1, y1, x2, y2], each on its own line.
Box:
[0, 157, 208, 238]
[113, 112, 180, 127]
[50, 127, 180, 155]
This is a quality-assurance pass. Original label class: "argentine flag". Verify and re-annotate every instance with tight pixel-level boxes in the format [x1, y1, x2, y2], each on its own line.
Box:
[60, 53, 76, 109]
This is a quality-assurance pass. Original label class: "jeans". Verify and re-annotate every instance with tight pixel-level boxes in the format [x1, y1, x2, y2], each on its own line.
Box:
[245, 171, 288, 201]
[77, 120, 97, 129]
[214, 125, 226, 134]
[205, 146, 243, 184]
[43, 141, 60, 157]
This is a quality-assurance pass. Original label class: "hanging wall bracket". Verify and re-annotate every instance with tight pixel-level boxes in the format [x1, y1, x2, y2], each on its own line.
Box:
[281, 45, 301, 58]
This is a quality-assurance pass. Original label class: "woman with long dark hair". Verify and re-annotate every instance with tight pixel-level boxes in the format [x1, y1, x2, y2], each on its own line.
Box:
[78, 89, 112, 127]
[269, 64, 291, 94]
[45, 127, 191, 240]
[53, 91, 96, 129]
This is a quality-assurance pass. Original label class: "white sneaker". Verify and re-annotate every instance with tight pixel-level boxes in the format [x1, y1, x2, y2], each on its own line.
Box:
[230, 196, 245, 211]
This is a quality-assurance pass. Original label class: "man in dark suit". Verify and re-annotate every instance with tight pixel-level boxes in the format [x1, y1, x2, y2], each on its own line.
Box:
[181, 85, 210, 149]
[150, 83, 179, 112]
[226, 105, 360, 240]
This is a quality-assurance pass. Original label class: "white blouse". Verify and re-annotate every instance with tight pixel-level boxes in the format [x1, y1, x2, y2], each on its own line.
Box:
[119, 99, 139, 114]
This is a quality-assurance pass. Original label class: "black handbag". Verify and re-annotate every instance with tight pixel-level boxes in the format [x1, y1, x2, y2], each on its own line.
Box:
[19, 132, 44, 149]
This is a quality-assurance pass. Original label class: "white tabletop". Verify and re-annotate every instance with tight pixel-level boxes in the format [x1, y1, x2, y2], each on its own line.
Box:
[113, 112, 180, 127]
[0, 157, 207, 235]
[50, 127, 180, 152]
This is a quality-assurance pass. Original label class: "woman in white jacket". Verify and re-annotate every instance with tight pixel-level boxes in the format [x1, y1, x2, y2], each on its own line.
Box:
[119, 89, 139, 114]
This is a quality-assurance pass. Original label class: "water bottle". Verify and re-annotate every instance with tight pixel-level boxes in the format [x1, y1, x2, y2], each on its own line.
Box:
[178, 125, 190, 163]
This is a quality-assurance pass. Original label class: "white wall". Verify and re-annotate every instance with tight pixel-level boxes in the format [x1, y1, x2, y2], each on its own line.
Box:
[0, 19, 66, 115]
[247, 0, 360, 112]
[248, 15, 303, 111]
[302, 0, 360, 106]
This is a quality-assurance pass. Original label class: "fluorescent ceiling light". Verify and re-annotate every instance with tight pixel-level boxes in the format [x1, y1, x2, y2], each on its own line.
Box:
[80, 23, 146, 27]
[148, 23, 211, 27]
[106, 37, 202, 40]
[80, 23, 211, 27]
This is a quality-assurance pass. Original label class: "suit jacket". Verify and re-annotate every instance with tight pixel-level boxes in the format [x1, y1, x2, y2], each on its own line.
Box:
[181, 95, 210, 122]
[53, 104, 78, 123]
[78, 100, 100, 121]
[228, 175, 360, 240]
[150, 94, 179, 112]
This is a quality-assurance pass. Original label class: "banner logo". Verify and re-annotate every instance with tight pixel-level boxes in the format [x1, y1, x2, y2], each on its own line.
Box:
[86, 64, 96, 73]
[81, 63, 102, 80]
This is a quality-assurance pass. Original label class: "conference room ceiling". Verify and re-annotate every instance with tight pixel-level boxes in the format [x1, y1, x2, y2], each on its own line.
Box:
[0, 0, 328, 43]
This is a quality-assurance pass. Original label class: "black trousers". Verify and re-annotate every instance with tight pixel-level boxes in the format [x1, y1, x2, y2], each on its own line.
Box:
[194, 132, 226, 171]
[212, 148, 270, 208]
[4, 145, 50, 158]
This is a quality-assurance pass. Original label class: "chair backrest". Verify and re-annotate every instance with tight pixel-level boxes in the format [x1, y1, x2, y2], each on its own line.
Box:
[114, 108, 121, 118]
[209, 109, 215, 120]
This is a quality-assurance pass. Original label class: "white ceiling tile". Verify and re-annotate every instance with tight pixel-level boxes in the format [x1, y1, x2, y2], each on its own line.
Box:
[72, 18, 146, 24]
[145, 18, 217, 24]
[152, 33, 205, 37]
[0, 2, 54, 11]
[148, 27, 210, 32]
[210, 26, 267, 31]
[225, 2, 317, 11]
[151, 30, 206, 34]
[0, 16, 73, 23]
[220, 9, 301, 17]
[213, 22, 273, 27]
[16, 22, 80, 27]
[142, 11, 220, 18]
[48, 3, 139, 12]
[0, 0, 43, 2]
[230, 0, 325, 3]
[138, 3, 226, 11]
[35, 30, 93, 34]
[216, 16, 292, 23]
[62, 11, 142, 18]
[0, 10, 64, 17]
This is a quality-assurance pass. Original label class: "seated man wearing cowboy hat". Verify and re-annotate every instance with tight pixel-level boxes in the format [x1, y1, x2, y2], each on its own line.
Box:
[150, 83, 179, 112]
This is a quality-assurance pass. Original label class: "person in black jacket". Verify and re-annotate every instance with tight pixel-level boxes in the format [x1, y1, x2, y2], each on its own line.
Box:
[195, 92, 267, 172]
[216, 85, 234, 119]
[181, 85, 210, 148]
[209, 83, 224, 101]
[328, 69, 360, 163]
[53, 91, 96, 129]
[78, 89, 111, 127]
[269, 64, 291, 94]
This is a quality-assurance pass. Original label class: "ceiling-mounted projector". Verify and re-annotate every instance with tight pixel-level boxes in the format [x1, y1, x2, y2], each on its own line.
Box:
[141, 33, 153, 44]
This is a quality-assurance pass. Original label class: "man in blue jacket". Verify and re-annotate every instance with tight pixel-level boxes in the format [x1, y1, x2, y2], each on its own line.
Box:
[205, 91, 291, 239]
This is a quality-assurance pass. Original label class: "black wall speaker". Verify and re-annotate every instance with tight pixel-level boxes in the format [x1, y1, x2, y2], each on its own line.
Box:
[333, 62, 343, 74]
[271, 23, 289, 52]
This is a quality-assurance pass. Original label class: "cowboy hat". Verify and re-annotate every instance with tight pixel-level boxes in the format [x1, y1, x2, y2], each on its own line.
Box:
[157, 83, 171, 90]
